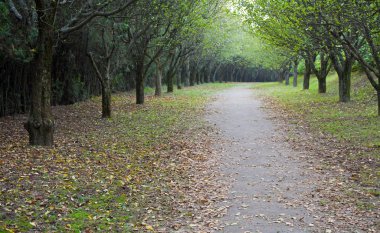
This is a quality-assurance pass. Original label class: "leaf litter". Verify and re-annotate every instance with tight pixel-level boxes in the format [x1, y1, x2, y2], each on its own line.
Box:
[255, 92, 379, 232]
[0, 90, 228, 232]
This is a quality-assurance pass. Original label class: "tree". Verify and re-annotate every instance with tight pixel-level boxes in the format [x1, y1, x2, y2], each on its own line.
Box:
[7, 0, 138, 145]
[241, 0, 311, 86]
[87, 23, 117, 118]
[322, 0, 380, 114]
[123, 0, 174, 104]
[310, 52, 332, 94]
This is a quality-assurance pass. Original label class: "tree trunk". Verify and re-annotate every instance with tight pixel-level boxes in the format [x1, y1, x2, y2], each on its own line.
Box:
[185, 59, 190, 86]
[167, 71, 174, 93]
[135, 64, 145, 104]
[293, 59, 298, 87]
[155, 59, 162, 96]
[190, 69, 196, 86]
[206, 63, 212, 83]
[87, 52, 113, 118]
[285, 70, 290, 85]
[25, 1, 56, 146]
[378, 90, 380, 116]
[318, 77, 327, 93]
[212, 64, 221, 82]
[330, 52, 354, 102]
[278, 70, 284, 83]
[101, 82, 111, 118]
[311, 52, 331, 94]
[303, 67, 311, 90]
[303, 54, 314, 90]
[339, 69, 351, 102]
[177, 68, 182, 89]
[219, 69, 224, 83]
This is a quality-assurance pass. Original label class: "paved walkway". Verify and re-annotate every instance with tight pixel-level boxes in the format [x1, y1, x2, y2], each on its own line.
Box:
[206, 86, 318, 233]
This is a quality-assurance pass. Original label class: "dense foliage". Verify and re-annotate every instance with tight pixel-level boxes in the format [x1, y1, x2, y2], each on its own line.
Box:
[240, 0, 380, 112]
[0, 0, 379, 145]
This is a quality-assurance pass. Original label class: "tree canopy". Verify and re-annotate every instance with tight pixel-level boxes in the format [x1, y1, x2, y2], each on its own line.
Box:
[1, 0, 379, 145]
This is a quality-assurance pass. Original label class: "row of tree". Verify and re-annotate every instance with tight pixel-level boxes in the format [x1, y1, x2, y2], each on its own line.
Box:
[3, 0, 377, 146]
[1, 0, 213, 145]
[240, 0, 380, 114]
[2, 0, 278, 146]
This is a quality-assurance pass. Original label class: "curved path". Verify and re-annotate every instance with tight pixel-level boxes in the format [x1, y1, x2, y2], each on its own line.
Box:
[206, 85, 319, 233]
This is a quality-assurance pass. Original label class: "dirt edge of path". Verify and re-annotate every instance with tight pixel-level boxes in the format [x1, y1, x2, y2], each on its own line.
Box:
[253, 91, 379, 232]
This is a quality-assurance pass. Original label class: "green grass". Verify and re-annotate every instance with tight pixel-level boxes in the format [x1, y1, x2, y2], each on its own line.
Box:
[253, 72, 379, 187]
[0, 82, 235, 232]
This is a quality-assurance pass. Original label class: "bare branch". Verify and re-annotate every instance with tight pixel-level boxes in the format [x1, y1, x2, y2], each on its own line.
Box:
[8, 0, 23, 20]
[60, 0, 138, 34]
[87, 52, 105, 87]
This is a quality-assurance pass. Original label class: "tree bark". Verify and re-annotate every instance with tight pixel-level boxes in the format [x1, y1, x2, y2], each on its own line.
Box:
[184, 58, 190, 86]
[102, 60, 112, 118]
[310, 52, 331, 94]
[196, 71, 200, 85]
[335, 57, 353, 102]
[378, 90, 380, 117]
[190, 71, 195, 86]
[293, 59, 298, 87]
[330, 51, 354, 102]
[176, 68, 182, 90]
[285, 70, 290, 86]
[339, 67, 352, 102]
[206, 63, 212, 83]
[135, 63, 145, 104]
[278, 69, 284, 83]
[167, 71, 174, 93]
[303, 52, 316, 90]
[303, 60, 311, 90]
[88, 52, 112, 118]
[212, 64, 221, 83]
[318, 77, 327, 94]
[155, 59, 162, 96]
[101, 83, 111, 118]
[25, 0, 56, 146]
[201, 71, 205, 84]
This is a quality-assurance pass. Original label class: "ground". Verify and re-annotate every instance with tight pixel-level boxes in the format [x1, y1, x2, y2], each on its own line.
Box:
[0, 83, 378, 232]
[207, 85, 378, 233]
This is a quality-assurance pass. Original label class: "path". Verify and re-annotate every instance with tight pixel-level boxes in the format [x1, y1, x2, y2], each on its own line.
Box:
[206, 85, 319, 233]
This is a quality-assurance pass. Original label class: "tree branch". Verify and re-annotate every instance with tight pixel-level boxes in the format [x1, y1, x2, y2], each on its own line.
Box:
[8, 0, 22, 20]
[87, 52, 105, 88]
[60, 0, 138, 34]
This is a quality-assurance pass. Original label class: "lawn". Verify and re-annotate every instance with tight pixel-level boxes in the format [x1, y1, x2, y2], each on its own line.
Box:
[252, 72, 379, 188]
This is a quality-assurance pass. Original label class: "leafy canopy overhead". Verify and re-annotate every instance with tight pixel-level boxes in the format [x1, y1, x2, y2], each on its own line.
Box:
[201, 2, 287, 69]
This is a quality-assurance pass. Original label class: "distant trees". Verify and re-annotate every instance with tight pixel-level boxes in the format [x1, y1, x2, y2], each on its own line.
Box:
[3, 0, 377, 147]
[241, 0, 380, 115]
[1, 0, 228, 146]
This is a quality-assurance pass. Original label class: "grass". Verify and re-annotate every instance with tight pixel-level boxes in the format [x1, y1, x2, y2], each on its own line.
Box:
[252, 72, 379, 187]
[0, 83, 234, 232]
